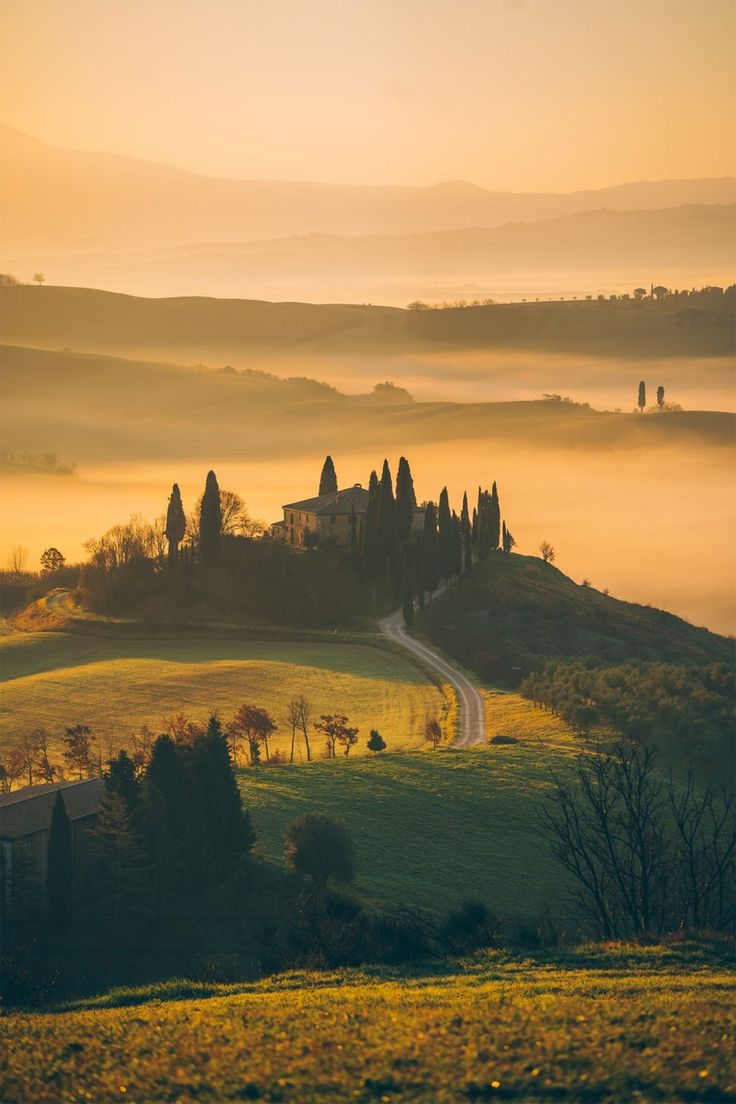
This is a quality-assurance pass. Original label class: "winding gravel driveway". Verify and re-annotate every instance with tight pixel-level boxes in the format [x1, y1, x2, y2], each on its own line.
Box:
[379, 605, 486, 747]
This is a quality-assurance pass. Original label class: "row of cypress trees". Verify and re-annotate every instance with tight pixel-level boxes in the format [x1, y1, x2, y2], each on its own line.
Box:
[164, 470, 222, 567]
[356, 456, 514, 626]
[45, 717, 253, 922]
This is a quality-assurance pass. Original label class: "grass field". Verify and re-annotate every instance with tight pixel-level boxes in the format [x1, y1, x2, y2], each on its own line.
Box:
[0, 630, 447, 762]
[1, 942, 732, 1103]
[240, 746, 577, 918]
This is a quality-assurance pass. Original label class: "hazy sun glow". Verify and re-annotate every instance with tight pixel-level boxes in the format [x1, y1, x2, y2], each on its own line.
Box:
[1, 0, 734, 189]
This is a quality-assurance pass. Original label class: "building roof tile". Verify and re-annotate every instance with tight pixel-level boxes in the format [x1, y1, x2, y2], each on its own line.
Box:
[0, 778, 104, 840]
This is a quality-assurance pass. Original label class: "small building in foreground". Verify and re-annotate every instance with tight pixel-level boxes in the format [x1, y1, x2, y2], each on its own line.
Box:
[0, 778, 104, 910]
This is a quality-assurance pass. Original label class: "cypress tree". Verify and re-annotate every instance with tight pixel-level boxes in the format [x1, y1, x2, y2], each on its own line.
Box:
[489, 482, 501, 551]
[451, 511, 462, 577]
[395, 456, 417, 542]
[319, 455, 338, 496]
[349, 506, 358, 560]
[472, 506, 478, 545]
[438, 487, 454, 580]
[638, 380, 646, 412]
[362, 470, 382, 598]
[460, 491, 472, 574]
[421, 501, 440, 598]
[94, 791, 150, 921]
[47, 790, 73, 922]
[199, 470, 222, 566]
[377, 459, 395, 556]
[165, 483, 186, 566]
[402, 554, 414, 628]
[476, 486, 488, 560]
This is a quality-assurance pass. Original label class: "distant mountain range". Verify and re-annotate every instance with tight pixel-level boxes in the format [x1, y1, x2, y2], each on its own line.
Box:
[3, 124, 735, 247]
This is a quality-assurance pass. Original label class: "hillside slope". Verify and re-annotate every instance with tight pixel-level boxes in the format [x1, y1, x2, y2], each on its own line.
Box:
[2, 284, 733, 360]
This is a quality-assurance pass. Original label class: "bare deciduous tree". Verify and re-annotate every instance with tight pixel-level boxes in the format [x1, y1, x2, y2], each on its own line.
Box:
[539, 541, 555, 564]
[541, 742, 735, 937]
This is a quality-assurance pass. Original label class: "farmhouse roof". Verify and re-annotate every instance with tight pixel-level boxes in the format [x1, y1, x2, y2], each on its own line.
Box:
[0, 778, 104, 840]
[283, 485, 369, 515]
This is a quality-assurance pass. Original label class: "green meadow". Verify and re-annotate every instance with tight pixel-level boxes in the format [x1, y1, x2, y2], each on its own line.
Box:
[1, 942, 732, 1104]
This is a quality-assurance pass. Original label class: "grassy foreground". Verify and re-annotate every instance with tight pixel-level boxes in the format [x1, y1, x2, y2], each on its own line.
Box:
[1, 943, 732, 1103]
[0, 631, 445, 761]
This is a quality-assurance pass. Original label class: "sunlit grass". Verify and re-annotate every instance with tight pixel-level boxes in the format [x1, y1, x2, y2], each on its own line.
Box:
[2, 943, 733, 1103]
[0, 633, 445, 761]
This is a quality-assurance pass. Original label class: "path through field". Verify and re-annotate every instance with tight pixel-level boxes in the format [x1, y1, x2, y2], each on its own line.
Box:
[379, 604, 486, 746]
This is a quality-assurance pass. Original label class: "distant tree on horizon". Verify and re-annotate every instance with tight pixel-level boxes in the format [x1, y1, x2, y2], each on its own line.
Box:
[319, 455, 338, 496]
[638, 380, 647, 413]
[539, 541, 555, 563]
[657, 385, 665, 411]
[33, 272, 45, 286]
[40, 547, 65, 573]
[460, 492, 472, 574]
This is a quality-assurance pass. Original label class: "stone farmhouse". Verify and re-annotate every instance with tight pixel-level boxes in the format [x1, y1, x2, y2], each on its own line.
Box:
[272, 483, 425, 547]
[271, 484, 368, 547]
[0, 778, 103, 911]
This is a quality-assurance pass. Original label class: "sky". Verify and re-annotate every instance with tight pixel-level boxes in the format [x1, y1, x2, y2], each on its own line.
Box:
[1, 0, 735, 190]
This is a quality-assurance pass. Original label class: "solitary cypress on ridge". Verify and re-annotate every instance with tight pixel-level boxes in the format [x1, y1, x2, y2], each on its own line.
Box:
[638, 380, 647, 413]
[47, 790, 73, 922]
[319, 455, 338, 496]
[165, 483, 186, 565]
[199, 470, 222, 566]
[451, 511, 462, 577]
[395, 456, 417, 542]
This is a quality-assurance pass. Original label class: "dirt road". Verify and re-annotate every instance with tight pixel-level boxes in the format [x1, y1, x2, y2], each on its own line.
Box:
[379, 605, 486, 747]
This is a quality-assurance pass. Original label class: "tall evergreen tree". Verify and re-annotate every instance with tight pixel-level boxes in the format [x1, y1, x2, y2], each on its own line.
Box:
[361, 470, 382, 598]
[656, 385, 665, 410]
[47, 790, 73, 922]
[638, 380, 647, 412]
[349, 506, 358, 560]
[144, 735, 188, 892]
[105, 750, 141, 816]
[451, 511, 463, 577]
[199, 470, 222, 566]
[460, 492, 472, 574]
[420, 501, 440, 598]
[395, 456, 417, 542]
[189, 716, 254, 884]
[318, 455, 338, 496]
[377, 459, 396, 556]
[401, 554, 414, 627]
[489, 482, 501, 551]
[165, 483, 186, 566]
[437, 487, 454, 580]
[476, 486, 488, 560]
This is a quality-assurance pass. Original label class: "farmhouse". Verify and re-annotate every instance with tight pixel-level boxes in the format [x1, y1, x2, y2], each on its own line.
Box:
[0, 778, 103, 909]
[272, 483, 426, 547]
[272, 484, 369, 547]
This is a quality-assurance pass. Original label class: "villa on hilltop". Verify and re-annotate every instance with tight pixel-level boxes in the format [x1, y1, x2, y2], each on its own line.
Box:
[272, 484, 369, 547]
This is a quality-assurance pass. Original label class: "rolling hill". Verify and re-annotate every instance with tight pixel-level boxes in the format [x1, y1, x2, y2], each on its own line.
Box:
[2, 283, 734, 365]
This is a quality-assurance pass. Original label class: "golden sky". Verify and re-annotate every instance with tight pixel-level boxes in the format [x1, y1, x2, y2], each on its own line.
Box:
[1, 0, 734, 190]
